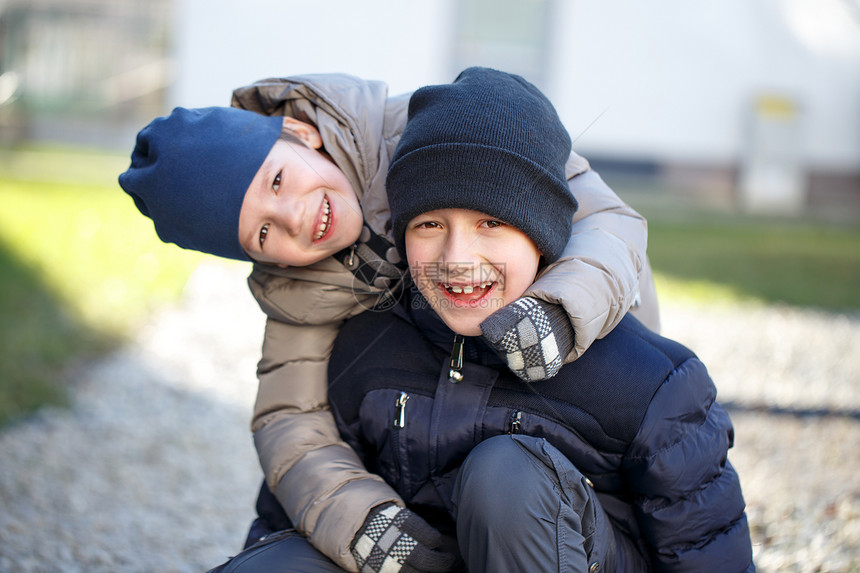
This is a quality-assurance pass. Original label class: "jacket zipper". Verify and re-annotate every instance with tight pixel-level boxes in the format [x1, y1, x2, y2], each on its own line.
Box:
[394, 391, 409, 428]
[346, 244, 357, 268]
[508, 410, 523, 434]
[448, 335, 464, 383]
[392, 391, 409, 494]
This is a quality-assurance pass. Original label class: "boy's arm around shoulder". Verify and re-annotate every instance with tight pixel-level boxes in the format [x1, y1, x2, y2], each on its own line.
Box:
[623, 353, 754, 571]
[249, 264, 403, 571]
[525, 152, 661, 362]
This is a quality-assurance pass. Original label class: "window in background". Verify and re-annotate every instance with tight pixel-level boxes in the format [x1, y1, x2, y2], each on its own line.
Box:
[0, 0, 171, 145]
[450, 0, 553, 88]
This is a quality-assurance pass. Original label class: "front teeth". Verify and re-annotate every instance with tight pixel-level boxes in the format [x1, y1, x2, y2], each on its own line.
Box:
[314, 198, 331, 240]
[446, 282, 492, 294]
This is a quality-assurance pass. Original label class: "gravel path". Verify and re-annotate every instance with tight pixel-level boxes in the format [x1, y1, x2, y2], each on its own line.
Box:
[1, 261, 858, 572]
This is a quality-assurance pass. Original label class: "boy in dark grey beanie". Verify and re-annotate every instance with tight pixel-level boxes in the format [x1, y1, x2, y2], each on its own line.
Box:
[388, 66, 576, 263]
[388, 66, 578, 381]
[319, 67, 755, 573]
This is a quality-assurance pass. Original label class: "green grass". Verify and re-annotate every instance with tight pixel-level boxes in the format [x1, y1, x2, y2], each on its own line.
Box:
[0, 146, 207, 426]
[0, 179, 207, 333]
[646, 217, 860, 311]
[0, 241, 98, 421]
[1, 146, 858, 427]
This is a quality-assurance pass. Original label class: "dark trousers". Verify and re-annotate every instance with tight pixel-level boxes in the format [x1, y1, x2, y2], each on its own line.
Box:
[209, 435, 616, 573]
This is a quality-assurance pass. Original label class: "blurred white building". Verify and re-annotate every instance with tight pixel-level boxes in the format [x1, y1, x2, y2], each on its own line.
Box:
[2, 0, 859, 219]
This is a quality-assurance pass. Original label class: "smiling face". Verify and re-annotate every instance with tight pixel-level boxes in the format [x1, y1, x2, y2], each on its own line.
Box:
[238, 118, 364, 267]
[405, 208, 542, 336]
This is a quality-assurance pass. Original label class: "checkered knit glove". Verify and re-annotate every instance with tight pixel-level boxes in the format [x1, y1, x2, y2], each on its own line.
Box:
[350, 503, 457, 573]
[480, 297, 574, 382]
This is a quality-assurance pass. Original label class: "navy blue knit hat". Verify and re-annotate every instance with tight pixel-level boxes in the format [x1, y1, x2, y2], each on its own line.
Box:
[387, 67, 577, 262]
[118, 106, 284, 260]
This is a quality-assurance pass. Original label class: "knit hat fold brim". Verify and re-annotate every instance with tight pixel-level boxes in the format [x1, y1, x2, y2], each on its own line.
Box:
[386, 67, 578, 264]
[118, 106, 284, 261]
[389, 142, 575, 261]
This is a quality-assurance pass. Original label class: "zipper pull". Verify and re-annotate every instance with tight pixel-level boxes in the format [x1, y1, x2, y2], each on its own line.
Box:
[346, 244, 357, 268]
[394, 392, 409, 428]
[508, 410, 523, 434]
[448, 335, 464, 383]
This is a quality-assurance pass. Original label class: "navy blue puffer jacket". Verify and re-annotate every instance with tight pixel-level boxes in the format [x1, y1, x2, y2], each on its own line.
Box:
[328, 297, 754, 572]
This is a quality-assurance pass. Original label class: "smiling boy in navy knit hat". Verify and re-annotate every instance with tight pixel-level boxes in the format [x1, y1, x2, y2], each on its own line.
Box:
[119, 105, 366, 265]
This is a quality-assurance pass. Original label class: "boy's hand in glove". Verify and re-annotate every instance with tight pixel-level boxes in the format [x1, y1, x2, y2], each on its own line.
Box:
[480, 297, 573, 382]
[350, 503, 458, 573]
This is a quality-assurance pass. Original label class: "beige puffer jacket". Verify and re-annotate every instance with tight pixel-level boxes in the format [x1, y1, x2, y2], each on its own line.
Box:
[232, 73, 660, 571]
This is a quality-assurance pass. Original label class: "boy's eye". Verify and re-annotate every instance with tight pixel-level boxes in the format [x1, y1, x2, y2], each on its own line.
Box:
[273, 171, 281, 192]
[415, 221, 441, 229]
[259, 223, 270, 247]
[484, 220, 504, 228]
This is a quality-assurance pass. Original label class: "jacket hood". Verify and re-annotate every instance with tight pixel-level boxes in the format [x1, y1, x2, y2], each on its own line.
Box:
[232, 73, 409, 239]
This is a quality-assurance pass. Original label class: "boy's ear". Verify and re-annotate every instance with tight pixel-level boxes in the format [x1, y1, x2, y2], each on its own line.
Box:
[282, 117, 323, 149]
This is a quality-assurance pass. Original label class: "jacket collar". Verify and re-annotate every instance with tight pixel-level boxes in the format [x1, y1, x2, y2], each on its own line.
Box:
[396, 286, 506, 370]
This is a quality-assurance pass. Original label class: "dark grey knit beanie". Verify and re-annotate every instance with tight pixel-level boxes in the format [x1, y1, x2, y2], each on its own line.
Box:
[387, 67, 577, 262]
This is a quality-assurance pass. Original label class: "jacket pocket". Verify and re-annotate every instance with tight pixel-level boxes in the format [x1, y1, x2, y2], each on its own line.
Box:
[359, 389, 433, 502]
[392, 391, 410, 495]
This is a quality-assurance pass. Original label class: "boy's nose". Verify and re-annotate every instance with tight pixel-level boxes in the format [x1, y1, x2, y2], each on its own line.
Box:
[279, 199, 305, 237]
[441, 230, 480, 267]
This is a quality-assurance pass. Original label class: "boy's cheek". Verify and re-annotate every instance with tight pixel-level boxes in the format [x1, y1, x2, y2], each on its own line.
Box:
[414, 273, 439, 304]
